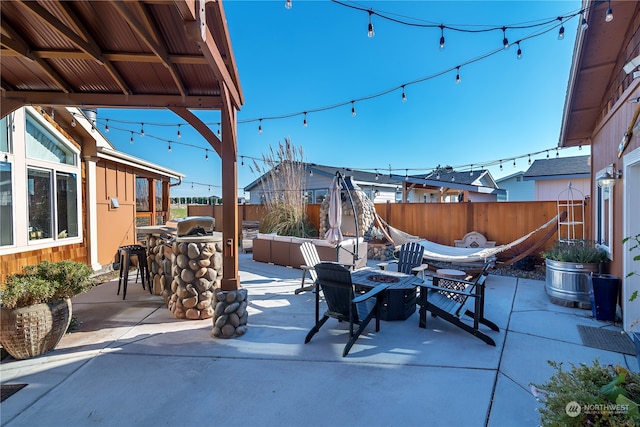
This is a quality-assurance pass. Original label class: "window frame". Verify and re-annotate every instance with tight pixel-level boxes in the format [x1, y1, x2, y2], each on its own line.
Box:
[595, 166, 614, 260]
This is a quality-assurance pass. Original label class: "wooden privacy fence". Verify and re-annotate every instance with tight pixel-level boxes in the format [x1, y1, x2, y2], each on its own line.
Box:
[188, 200, 591, 255]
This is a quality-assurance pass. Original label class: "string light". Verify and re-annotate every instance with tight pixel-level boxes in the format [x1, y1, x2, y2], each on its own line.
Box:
[351, 101, 356, 117]
[401, 86, 407, 102]
[439, 24, 445, 50]
[309, 169, 313, 177]
[241, 156, 244, 166]
[285, 0, 292, 10]
[303, 112, 308, 128]
[499, 160, 503, 171]
[516, 41, 522, 60]
[130, 131, 134, 144]
[469, 165, 473, 176]
[513, 159, 516, 168]
[50, 109, 55, 120]
[556, 148, 559, 158]
[367, 10, 375, 38]
[405, 169, 409, 181]
[557, 18, 565, 40]
[375, 169, 379, 180]
[105, 119, 109, 132]
[258, 119, 263, 134]
[455, 66, 461, 84]
[580, 11, 589, 31]
[217, 125, 221, 137]
[205, 149, 209, 161]
[71, 117, 76, 127]
[528, 154, 532, 165]
[177, 124, 181, 139]
[546, 150, 550, 159]
[502, 27, 509, 49]
[605, 0, 613, 22]
[140, 123, 145, 137]
[168, 142, 172, 152]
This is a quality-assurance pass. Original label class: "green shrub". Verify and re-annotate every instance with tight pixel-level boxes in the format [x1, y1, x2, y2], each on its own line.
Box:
[542, 240, 608, 263]
[1, 260, 94, 309]
[533, 360, 640, 426]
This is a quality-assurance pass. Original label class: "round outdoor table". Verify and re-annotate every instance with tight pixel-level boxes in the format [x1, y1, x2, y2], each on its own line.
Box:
[436, 268, 467, 279]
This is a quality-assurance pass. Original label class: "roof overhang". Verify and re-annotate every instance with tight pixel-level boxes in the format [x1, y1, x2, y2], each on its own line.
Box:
[559, 0, 638, 147]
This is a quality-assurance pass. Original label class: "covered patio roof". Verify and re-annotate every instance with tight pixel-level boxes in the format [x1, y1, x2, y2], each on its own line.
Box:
[1, 0, 244, 290]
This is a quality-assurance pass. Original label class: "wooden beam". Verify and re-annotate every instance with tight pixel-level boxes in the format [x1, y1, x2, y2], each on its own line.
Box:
[0, 18, 73, 93]
[2, 91, 222, 109]
[168, 106, 222, 157]
[219, 83, 239, 291]
[57, 2, 131, 95]
[112, 1, 186, 97]
[0, 98, 25, 119]
[17, 1, 103, 62]
[0, 49, 209, 65]
[185, 21, 242, 109]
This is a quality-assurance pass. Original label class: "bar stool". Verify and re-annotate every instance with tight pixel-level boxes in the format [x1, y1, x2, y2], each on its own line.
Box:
[117, 244, 150, 300]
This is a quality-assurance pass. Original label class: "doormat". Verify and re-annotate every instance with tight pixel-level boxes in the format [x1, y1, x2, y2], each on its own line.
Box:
[1, 384, 27, 402]
[577, 325, 636, 356]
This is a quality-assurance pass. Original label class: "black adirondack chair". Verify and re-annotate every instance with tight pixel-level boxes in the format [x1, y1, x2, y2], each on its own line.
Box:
[305, 262, 388, 357]
[417, 262, 499, 346]
[377, 241, 429, 279]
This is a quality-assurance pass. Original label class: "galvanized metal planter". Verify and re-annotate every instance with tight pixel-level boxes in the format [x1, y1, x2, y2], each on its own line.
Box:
[545, 259, 602, 308]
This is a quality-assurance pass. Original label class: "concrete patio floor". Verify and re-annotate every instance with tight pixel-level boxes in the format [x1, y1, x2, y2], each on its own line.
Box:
[1, 253, 636, 427]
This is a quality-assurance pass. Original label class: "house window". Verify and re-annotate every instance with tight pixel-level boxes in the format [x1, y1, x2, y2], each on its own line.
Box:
[0, 162, 13, 246]
[155, 180, 163, 211]
[136, 177, 149, 211]
[314, 189, 328, 204]
[595, 167, 614, 258]
[23, 111, 81, 244]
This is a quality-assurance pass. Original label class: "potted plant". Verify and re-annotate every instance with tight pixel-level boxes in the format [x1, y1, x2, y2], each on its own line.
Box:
[532, 359, 640, 426]
[0, 260, 94, 359]
[542, 240, 608, 309]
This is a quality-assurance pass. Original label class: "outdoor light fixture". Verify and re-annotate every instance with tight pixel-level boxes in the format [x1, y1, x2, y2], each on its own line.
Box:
[439, 25, 445, 50]
[516, 42, 522, 60]
[367, 10, 375, 38]
[502, 27, 509, 49]
[258, 119, 263, 134]
[351, 101, 356, 117]
[401, 86, 407, 102]
[557, 18, 565, 40]
[455, 66, 461, 84]
[105, 119, 109, 132]
[303, 112, 308, 127]
[597, 166, 621, 188]
[605, 0, 613, 22]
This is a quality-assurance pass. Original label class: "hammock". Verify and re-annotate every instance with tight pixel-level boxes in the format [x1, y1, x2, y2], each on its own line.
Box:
[377, 212, 566, 266]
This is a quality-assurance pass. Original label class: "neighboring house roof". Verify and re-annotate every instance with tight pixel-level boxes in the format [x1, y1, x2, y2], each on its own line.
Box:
[523, 155, 590, 181]
[244, 162, 505, 196]
[496, 171, 526, 183]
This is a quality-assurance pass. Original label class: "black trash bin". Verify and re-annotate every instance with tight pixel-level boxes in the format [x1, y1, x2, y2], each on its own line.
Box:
[589, 273, 620, 322]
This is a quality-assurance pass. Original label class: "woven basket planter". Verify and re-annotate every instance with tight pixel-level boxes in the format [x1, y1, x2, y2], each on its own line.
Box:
[0, 298, 72, 360]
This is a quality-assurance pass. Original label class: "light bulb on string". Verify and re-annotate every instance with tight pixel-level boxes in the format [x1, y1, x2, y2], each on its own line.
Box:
[303, 112, 308, 128]
[455, 66, 461, 84]
[130, 131, 134, 144]
[516, 41, 522, 60]
[105, 119, 109, 133]
[50, 108, 55, 120]
[528, 154, 531, 165]
[546, 150, 550, 159]
[367, 10, 375, 38]
[71, 117, 76, 127]
[205, 149, 209, 161]
[581, 11, 589, 31]
[502, 27, 509, 49]
[401, 86, 407, 102]
[436, 172, 441, 180]
[208, 185, 211, 192]
[605, 0, 613, 22]
[241, 156, 244, 167]
[499, 160, 503, 171]
[168, 143, 172, 152]
[579, 144, 582, 150]
[177, 124, 181, 139]
[556, 148, 559, 158]
[191, 182, 194, 189]
[557, 18, 565, 40]
[513, 159, 516, 168]
[351, 101, 356, 117]
[285, 0, 292, 9]
[258, 119, 263, 134]
[439, 24, 445, 50]
[217, 125, 221, 137]
[375, 169, 379, 180]
[405, 169, 409, 181]
[140, 123, 145, 137]
[451, 175, 455, 182]
[469, 165, 473, 176]
[309, 169, 313, 177]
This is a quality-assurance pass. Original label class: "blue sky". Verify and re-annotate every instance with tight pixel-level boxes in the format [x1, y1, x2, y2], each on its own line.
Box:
[95, 0, 590, 198]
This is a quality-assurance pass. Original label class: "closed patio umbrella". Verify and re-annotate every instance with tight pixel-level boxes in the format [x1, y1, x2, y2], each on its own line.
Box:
[324, 175, 343, 245]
